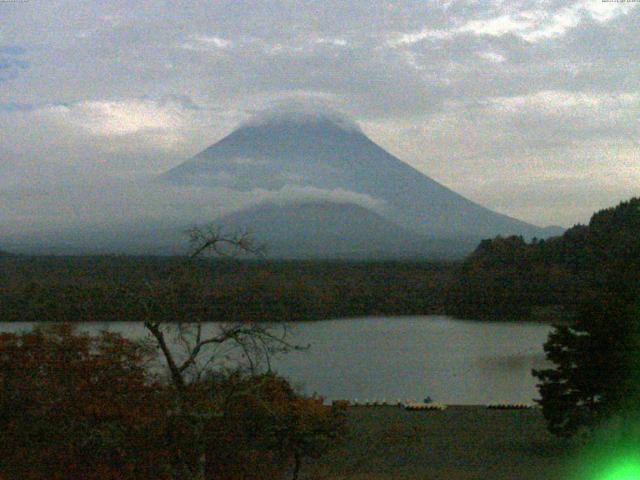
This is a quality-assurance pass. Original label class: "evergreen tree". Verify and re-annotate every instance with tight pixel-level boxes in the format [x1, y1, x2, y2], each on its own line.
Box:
[533, 198, 640, 436]
[533, 292, 640, 436]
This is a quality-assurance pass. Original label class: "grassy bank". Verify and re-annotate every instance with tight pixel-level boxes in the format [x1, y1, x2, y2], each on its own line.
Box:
[305, 406, 571, 480]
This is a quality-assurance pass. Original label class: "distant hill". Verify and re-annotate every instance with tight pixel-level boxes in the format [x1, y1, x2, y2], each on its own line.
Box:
[216, 201, 477, 259]
[163, 108, 561, 259]
[1, 221, 192, 256]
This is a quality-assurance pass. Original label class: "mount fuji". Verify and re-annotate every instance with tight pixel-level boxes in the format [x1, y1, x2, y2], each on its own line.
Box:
[163, 109, 561, 259]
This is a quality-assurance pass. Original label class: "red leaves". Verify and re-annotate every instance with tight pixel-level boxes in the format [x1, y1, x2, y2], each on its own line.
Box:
[0, 324, 171, 480]
[0, 326, 348, 479]
[205, 373, 348, 479]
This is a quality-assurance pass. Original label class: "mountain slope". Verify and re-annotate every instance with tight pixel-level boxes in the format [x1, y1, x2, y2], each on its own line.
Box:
[215, 201, 477, 259]
[164, 112, 555, 243]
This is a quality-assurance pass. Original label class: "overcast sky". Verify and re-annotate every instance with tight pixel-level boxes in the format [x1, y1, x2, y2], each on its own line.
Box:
[0, 0, 638, 229]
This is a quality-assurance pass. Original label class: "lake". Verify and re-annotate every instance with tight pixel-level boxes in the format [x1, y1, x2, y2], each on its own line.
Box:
[0, 316, 552, 405]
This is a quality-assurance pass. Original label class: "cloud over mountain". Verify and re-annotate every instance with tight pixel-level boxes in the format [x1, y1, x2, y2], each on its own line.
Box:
[161, 107, 561, 257]
[1, 0, 637, 233]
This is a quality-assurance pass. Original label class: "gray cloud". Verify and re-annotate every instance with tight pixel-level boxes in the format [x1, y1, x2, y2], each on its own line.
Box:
[0, 45, 27, 83]
[0, 0, 638, 232]
[242, 100, 362, 132]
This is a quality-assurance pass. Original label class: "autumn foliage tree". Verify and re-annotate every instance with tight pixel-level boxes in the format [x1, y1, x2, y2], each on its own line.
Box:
[205, 373, 347, 480]
[0, 227, 349, 480]
[0, 324, 172, 480]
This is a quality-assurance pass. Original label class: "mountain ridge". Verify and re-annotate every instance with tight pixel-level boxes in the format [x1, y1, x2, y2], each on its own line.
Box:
[164, 110, 562, 257]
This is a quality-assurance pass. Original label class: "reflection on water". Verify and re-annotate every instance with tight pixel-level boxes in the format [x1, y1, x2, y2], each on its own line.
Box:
[477, 352, 549, 369]
[269, 316, 552, 405]
[0, 316, 552, 404]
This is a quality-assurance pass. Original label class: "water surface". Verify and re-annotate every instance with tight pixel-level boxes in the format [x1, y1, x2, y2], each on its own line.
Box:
[0, 316, 552, 404]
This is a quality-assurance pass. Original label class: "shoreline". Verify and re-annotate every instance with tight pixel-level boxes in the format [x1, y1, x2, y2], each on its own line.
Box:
[305, 404, 570, 480]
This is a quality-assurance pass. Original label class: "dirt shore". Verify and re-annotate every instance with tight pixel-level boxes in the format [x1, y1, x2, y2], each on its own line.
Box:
[304, 405, 572, 480]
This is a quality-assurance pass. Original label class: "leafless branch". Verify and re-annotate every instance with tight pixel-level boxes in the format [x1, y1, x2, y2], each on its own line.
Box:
[186, 225, 266, 260]
[139, 225, 305, 399]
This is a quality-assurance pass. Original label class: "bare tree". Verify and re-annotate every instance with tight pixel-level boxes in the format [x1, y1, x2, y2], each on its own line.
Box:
[138, 225, 302, 479]
[144, 318, 298, 395]
[186, 225, 266, 260]
[142, 225, 299, 390]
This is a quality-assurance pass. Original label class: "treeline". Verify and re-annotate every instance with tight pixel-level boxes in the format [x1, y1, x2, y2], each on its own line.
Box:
[0, 257, 453, 323]
[447, 197, 640, 319]
[2, 198, 636, 324]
